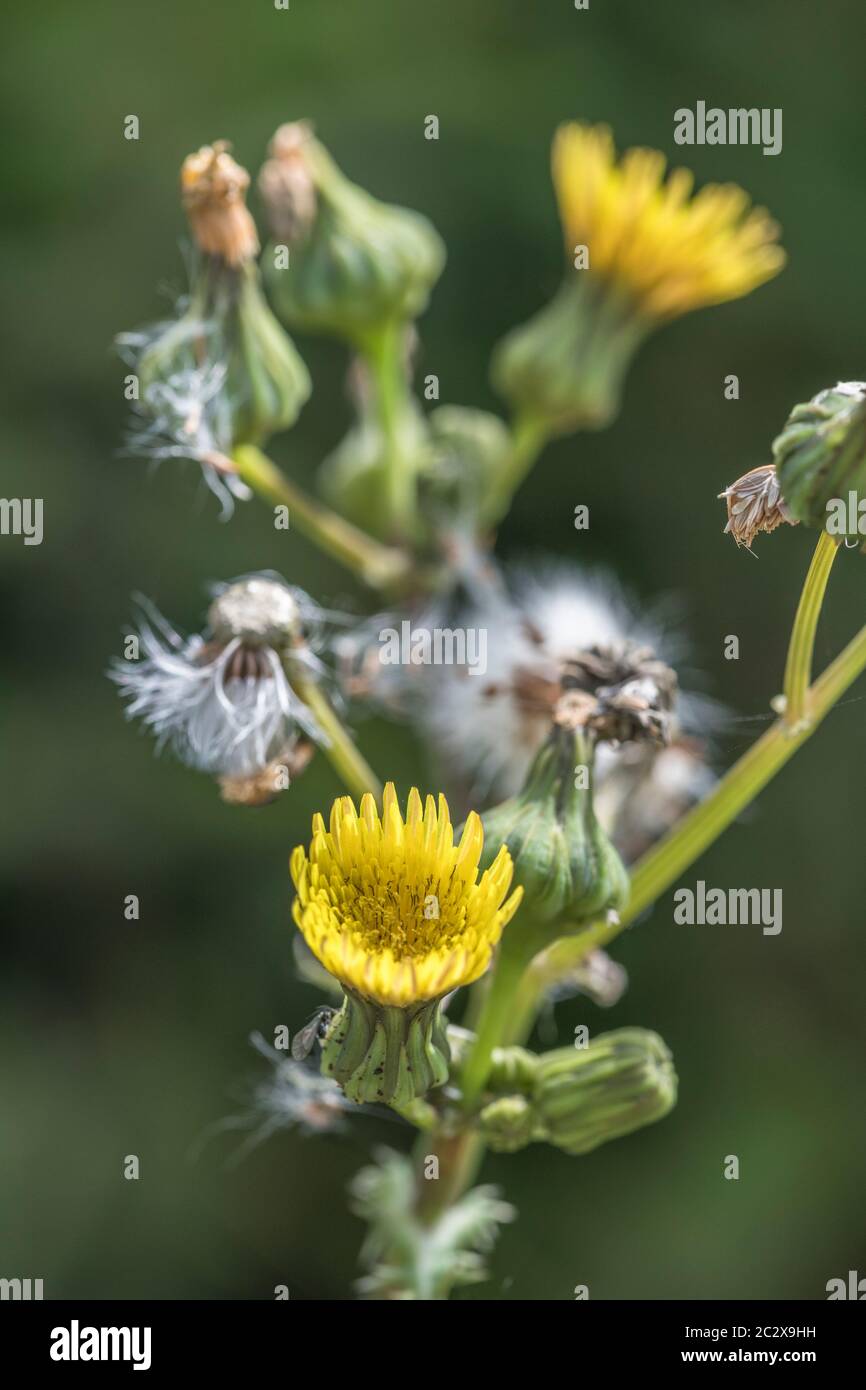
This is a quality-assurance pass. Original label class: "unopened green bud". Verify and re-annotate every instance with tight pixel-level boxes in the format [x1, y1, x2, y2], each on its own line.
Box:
[773, 382, 866, 538]
[320, 359, 431, 540]
[260, 122, 445, 346]
[479, 724, 629, 957]
[479, 1095, 537, 1153]
[424, 405, 512, 515]
[534, 1028, 677, 1155]
[320, 988, 450, 1107]
[491, 277, 647, 436]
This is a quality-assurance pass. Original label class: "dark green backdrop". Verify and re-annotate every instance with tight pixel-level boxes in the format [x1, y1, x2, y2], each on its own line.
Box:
[2, 0, 864, 1298]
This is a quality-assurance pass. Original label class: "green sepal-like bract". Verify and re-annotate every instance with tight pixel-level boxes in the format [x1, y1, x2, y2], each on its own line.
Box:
[321, 988, 450, 1107]
[773, 382, 866, 538]
[491, 276, 647, 436]
[478, 725, 629, 956]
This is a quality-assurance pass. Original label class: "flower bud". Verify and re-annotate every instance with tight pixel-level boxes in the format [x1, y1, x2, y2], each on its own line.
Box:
[260, 122, 445, 345]
[772, 382, 866, 537]
[320, 988, 450, 1107]
[534, 1028, 677, 1155]
[491, 278, 647, 435]
[478, 1095, 537, 1153]
[425, 405, 512, 517]
[478, 723, 629, 955]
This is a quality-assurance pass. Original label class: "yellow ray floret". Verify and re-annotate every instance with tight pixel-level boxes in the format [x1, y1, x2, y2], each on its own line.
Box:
[551, 122, 785, 320]
[290, 784, 523, 1007]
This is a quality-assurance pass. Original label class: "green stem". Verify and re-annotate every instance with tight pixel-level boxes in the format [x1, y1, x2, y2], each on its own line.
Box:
[361, 320, 416, 541]
[781, 531, 839, 730]
[413, 1128, 485, 1226]
[459, 935, 540, 1109]
[510, 618, 866, 1034]
[289, 672, 382, 803]
[232, 443, 411, 592]
[481, 412, 549, 528]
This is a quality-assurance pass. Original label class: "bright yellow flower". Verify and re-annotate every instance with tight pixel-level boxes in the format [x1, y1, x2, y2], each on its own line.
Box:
[290, 783, 523, 1007]
[551, 122, 785, 320]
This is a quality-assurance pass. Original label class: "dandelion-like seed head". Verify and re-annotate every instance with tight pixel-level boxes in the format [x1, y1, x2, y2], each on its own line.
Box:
[181, 140, 260, 266]
[719, 463, 798, 549]
[290, 784, 523, 1007]
[111, 576, 331, 783]
[552, 122, 785, 320]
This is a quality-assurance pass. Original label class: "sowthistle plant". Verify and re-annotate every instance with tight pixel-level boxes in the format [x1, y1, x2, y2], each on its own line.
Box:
[112, 120, 866, 1300]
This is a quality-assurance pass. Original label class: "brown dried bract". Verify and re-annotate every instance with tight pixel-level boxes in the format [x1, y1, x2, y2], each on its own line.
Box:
[218, 740, 314, 806]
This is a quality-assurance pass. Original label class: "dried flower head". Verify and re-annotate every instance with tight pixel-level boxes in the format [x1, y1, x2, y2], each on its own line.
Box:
[111, 575, 334, 783]
[180, 141, 260, 266]
[258, 122, 318, 244]
[719, 463, 798, 549]
[552, 122, 785, 320]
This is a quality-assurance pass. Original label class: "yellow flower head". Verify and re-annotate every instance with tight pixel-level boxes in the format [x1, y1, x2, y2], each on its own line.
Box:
[290, 784, 523, 1007]
[551, 122, 785, 320]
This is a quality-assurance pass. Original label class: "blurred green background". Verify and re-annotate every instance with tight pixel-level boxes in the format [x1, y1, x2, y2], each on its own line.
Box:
[2, 0, 865, 1300]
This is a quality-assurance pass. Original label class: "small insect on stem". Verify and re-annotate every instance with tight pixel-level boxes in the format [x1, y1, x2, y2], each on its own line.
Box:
[291, 1007, 336, 1061]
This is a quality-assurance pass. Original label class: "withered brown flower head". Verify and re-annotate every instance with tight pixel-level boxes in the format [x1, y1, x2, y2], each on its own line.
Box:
[719, 464, 797, 550]
[180, 141, 260, 267]
[258, 122, 318, 244]
[554, 642, 679, 746]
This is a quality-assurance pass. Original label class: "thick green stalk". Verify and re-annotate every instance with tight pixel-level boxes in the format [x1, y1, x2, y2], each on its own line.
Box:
[781, 531, 839, 729]
[458, 933, 540, 1110]
[232, 443, 411, 592]
[361, 320, 417, 541]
